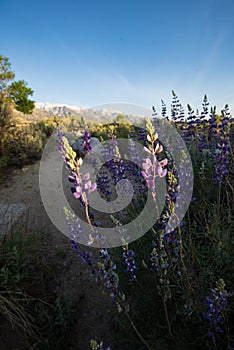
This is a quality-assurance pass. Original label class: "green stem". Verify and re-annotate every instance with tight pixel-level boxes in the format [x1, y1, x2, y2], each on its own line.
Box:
[125, 311, 156, 350]
[163, 300, 177, 343]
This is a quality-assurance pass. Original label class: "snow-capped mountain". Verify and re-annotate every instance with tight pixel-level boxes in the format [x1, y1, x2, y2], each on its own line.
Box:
[35, 102, 82, 111]
[34, 102, 143, 123]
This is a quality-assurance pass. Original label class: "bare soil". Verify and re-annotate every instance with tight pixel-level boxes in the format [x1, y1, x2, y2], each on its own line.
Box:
[0, 162, 116, 350]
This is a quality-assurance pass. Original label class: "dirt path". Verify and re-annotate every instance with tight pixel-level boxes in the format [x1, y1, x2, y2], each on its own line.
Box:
[0, 162, 115, 349]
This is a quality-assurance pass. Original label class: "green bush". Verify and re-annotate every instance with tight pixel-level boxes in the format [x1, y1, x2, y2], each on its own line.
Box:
[0, 120, 54, 167]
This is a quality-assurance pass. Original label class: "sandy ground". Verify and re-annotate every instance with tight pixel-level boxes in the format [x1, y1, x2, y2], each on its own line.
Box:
[0, 162, 115, 349]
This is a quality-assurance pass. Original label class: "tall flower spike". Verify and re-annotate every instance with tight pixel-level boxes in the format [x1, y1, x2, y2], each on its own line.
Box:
[171, 90, 181, 122]
[203, 279, 230, 345]
[214, 106, 231, 184]
[82, 129, 92, 152]
[161, 99, 167, 118]
[122, 240, 138, 282]
[98, 248, 128, 313]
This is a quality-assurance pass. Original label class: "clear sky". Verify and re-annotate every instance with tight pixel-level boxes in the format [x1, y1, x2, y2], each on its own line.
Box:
[1, 0, 234, 114]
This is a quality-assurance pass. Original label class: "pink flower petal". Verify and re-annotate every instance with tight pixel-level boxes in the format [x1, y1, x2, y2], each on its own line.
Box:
[74, 191, 82, 199]
[141, 171, 147, 179]
[156, 145, 163, 153]
[143, 146, 151, 154]
[145, 158, 152, 165]
[90, 183, 97, 192]
[84, 180, 91, 190]
[83, 172, 90, 181]
[142, 162, 149, 170]
[159, 158, 168, 166]
[159, 169, 167, 177]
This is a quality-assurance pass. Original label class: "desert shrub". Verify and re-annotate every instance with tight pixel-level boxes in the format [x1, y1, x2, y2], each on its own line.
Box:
[0, 119, 55, 167]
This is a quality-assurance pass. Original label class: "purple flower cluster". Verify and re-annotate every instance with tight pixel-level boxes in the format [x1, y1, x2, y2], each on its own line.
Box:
[70, 171, 97, 201]
[97, 166, 112, 201]
[98, 248, 128, 312]
[209, 106, 218, 136]
[108, 158, 126, 186]
[161, 99, 167, 118]
[127, 138, 141, 165]
[141, 120, 168, 197]
[141, 156, 167, 194]
[214, 106, 231, 184]
[203, 279, 230, 344]
[56, 128, 66, 160]
[149, 244, 169, 271]
[82, 130, 92, 152]
[163, 228, 180, 263]
[122, 244, 138, 282]
[137, 127, 147, 145]
[214, 135, 231, 184]
[201, 94, 209, 121]
[171, 90, 180, 122]
[70, 239, 93, 266]
[57, 130, 99, 246]
[57, 131, 97, 203]
[65, 209, 94, 265]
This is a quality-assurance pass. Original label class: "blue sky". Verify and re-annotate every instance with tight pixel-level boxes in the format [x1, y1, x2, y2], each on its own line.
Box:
[1, 0, 234, 114]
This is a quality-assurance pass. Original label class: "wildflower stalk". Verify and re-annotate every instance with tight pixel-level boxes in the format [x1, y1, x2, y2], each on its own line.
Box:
[125, 311, 156, 350]
[177, 222, 194, 294]
[163, 299, 176, 342]
[56, 131, 97, 244]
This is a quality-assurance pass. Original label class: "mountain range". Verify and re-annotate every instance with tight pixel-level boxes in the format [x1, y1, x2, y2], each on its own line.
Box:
[33, 102, 146, 124]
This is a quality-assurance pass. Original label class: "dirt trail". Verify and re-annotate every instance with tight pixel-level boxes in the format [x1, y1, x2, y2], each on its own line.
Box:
[0, 162, 115, 349]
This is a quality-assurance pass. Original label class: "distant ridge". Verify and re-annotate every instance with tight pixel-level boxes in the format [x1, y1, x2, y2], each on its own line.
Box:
[34, 102, 145, 123]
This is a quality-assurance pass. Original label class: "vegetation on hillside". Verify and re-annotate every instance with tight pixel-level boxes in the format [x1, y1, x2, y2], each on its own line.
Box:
[0, 55, 57, 169]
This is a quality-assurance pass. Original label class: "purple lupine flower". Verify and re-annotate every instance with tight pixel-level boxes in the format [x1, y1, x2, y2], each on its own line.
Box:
[128, 138, 141, 164]
[122, 244, 138, 282]
[201, 94, 209, 120]
[196, 95, 210, 153]
[97, 166, 112, 201]
[214, 106, 231, 184]
[72, 172, 97, 200]
[141, 157, 167, 194]
[203, 279, 230, 345]
[171, 90, 181, 122]
[161, 99, 167, 118]
[82, 130, 92, 152]
[100, 140, 110, 163]
[186, 104, 197, 146]
[214, 136, 230, 184]
[109, 135, 120, 161]
[149, 241, 169, 272]
[209, 106, 218, 136]
[65, 210, 94, 265]
[98, 248, 127, 312]
[163, 228, 180, 254]
[107, 158, 126, 186]
[178, 104, 185, 123]
[138, 127, 147, 145]
[71, 238, 93, 265]
[56, 128, 67, 160]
